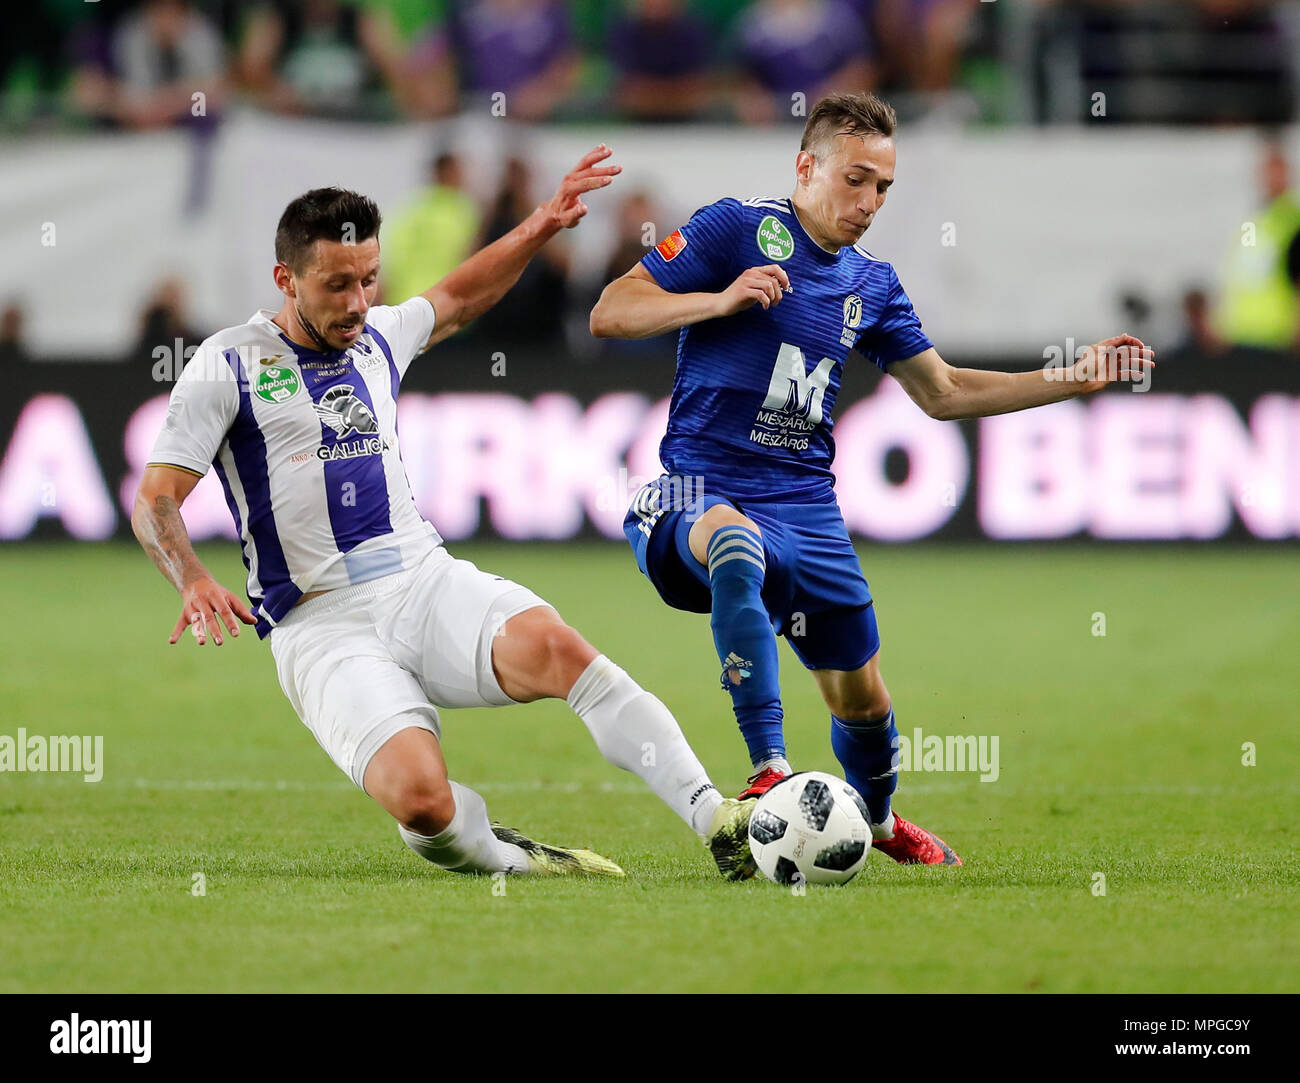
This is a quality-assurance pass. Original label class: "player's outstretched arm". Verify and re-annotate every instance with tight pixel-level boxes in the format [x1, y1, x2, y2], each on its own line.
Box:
[590, 262, 790, 339]
[418, 144, 621, 349]
[132, 464, 256, 646]
[889, 336, 1155, 421]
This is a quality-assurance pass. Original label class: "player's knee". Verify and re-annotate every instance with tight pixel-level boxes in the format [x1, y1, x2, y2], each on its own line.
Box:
[701, 504, 758, 535]
[824, 683, 891, 722]
[394, 780, 456, 836]
[537, 621, 597, 682]
[689, 505, 761, 565]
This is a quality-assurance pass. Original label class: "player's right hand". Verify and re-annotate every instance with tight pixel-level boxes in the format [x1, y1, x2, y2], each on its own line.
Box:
[170, 577, 257, 646]
[715, 265, 790, 317]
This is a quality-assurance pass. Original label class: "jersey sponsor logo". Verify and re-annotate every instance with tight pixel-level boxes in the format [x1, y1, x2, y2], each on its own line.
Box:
[315, 436, 389, 461]
[656, 229, 688, 262]
[254, 366, 302, 403]
[756, 215, 795, 261]
[750, 342, 836, 452]
[314, 384, 379, 437]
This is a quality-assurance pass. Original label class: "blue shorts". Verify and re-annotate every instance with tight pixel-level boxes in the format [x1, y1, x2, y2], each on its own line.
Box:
[623, 475, 880, 673]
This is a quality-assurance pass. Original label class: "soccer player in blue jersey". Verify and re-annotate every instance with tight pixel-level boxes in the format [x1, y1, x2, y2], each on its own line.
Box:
[132, 146, 755, 880]
[591, 94, 1154, 872]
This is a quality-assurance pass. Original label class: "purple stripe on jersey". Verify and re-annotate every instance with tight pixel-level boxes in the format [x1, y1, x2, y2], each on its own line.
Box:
[221, 349, 302, 637]
[296, 350, 393, 555]
[364, 322, 402, 406]
[212, 458, 251, 582]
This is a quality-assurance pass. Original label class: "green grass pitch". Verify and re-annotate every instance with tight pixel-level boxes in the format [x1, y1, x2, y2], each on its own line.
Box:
[1, 541, 1296, 993]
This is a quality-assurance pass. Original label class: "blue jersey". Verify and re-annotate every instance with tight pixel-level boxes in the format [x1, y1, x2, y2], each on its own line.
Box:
[640, 196, 932, 502]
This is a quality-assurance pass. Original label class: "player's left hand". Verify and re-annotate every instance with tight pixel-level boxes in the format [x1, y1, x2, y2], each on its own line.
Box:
[540, 145, 621, 230]
[1071, 333, 1155, 393]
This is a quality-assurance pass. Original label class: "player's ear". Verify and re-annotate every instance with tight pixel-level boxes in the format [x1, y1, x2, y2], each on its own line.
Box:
[795, 150, 815, 186]
[273, 261, 296, 298]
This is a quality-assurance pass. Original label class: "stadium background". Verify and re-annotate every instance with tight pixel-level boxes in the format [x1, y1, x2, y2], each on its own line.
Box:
[5, 0, 1300, 544]
[1, 0, 1297, 998]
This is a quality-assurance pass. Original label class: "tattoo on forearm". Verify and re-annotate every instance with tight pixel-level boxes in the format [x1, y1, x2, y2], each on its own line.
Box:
[136, 494, 205, 593]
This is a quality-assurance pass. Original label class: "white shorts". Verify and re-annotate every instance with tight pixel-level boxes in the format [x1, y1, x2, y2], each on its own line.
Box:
[269, 545, 549, 791]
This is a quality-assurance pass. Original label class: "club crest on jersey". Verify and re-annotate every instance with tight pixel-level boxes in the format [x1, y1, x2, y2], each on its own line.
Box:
[314, 384, 379, 437]
[841, 294, 863, 346]
[656, 229, 687, 262]
[254, 366, 302, 403]
[756, 215, 795, 261]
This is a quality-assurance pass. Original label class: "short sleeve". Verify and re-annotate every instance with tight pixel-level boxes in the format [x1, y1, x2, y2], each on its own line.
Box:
[640, 198, 742, 294]
[148, 346, 240, 476]
[857, 264, 933, 370]
[364, 296, 437, 379]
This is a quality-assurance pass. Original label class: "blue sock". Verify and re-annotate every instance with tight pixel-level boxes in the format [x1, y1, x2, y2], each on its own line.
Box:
[704, 525, 784, 766]
[830, 708, 898, 825]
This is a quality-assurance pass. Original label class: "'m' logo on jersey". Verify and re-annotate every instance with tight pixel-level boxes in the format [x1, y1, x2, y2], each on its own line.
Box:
[756, 216, 795, 262]
[656, 229, 687, 262]
[314, 384, 379, 437]
[254, 366, 302, 403]
[750, 343, 835, 452]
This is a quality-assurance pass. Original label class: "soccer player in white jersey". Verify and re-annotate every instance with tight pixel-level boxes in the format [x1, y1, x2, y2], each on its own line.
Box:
[132, 146, 755, 879]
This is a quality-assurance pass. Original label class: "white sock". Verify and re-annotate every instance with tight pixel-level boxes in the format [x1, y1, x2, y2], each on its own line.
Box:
[870, 811, 896, 841]
[397, 780, 530, 874]
[567, 655, 723, 836]
[754, 756, 792, 776]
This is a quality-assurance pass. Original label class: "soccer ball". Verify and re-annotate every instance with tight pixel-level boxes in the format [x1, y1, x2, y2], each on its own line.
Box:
[748, 771, 871, 886]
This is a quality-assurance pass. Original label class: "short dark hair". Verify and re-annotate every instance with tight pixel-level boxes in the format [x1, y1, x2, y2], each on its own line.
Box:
[800, 93, 897, 159]
[275, 187, 382, 272]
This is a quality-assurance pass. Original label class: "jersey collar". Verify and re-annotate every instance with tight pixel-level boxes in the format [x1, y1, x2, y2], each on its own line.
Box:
[788, 202, 842, 265]
[252, 308, 348, 361]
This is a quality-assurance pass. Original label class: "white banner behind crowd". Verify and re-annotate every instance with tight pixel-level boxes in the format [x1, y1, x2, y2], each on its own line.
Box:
[1, 110, 1273, 360]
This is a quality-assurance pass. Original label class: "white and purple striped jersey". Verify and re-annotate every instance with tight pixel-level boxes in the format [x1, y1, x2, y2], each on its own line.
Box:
[148, 297, 441, 637]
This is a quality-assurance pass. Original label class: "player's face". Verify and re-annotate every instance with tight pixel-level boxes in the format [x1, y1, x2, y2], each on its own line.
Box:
[284, 237, 380, 351]
[799, 133, 896, 249]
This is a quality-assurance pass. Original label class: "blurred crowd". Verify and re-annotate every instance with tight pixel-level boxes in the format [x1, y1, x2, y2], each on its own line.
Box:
[10, 132, 1300, 366]
[0, 148, 699, 361]
[3, 0, 1297, 130]
[5, 0, 1300, 364]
